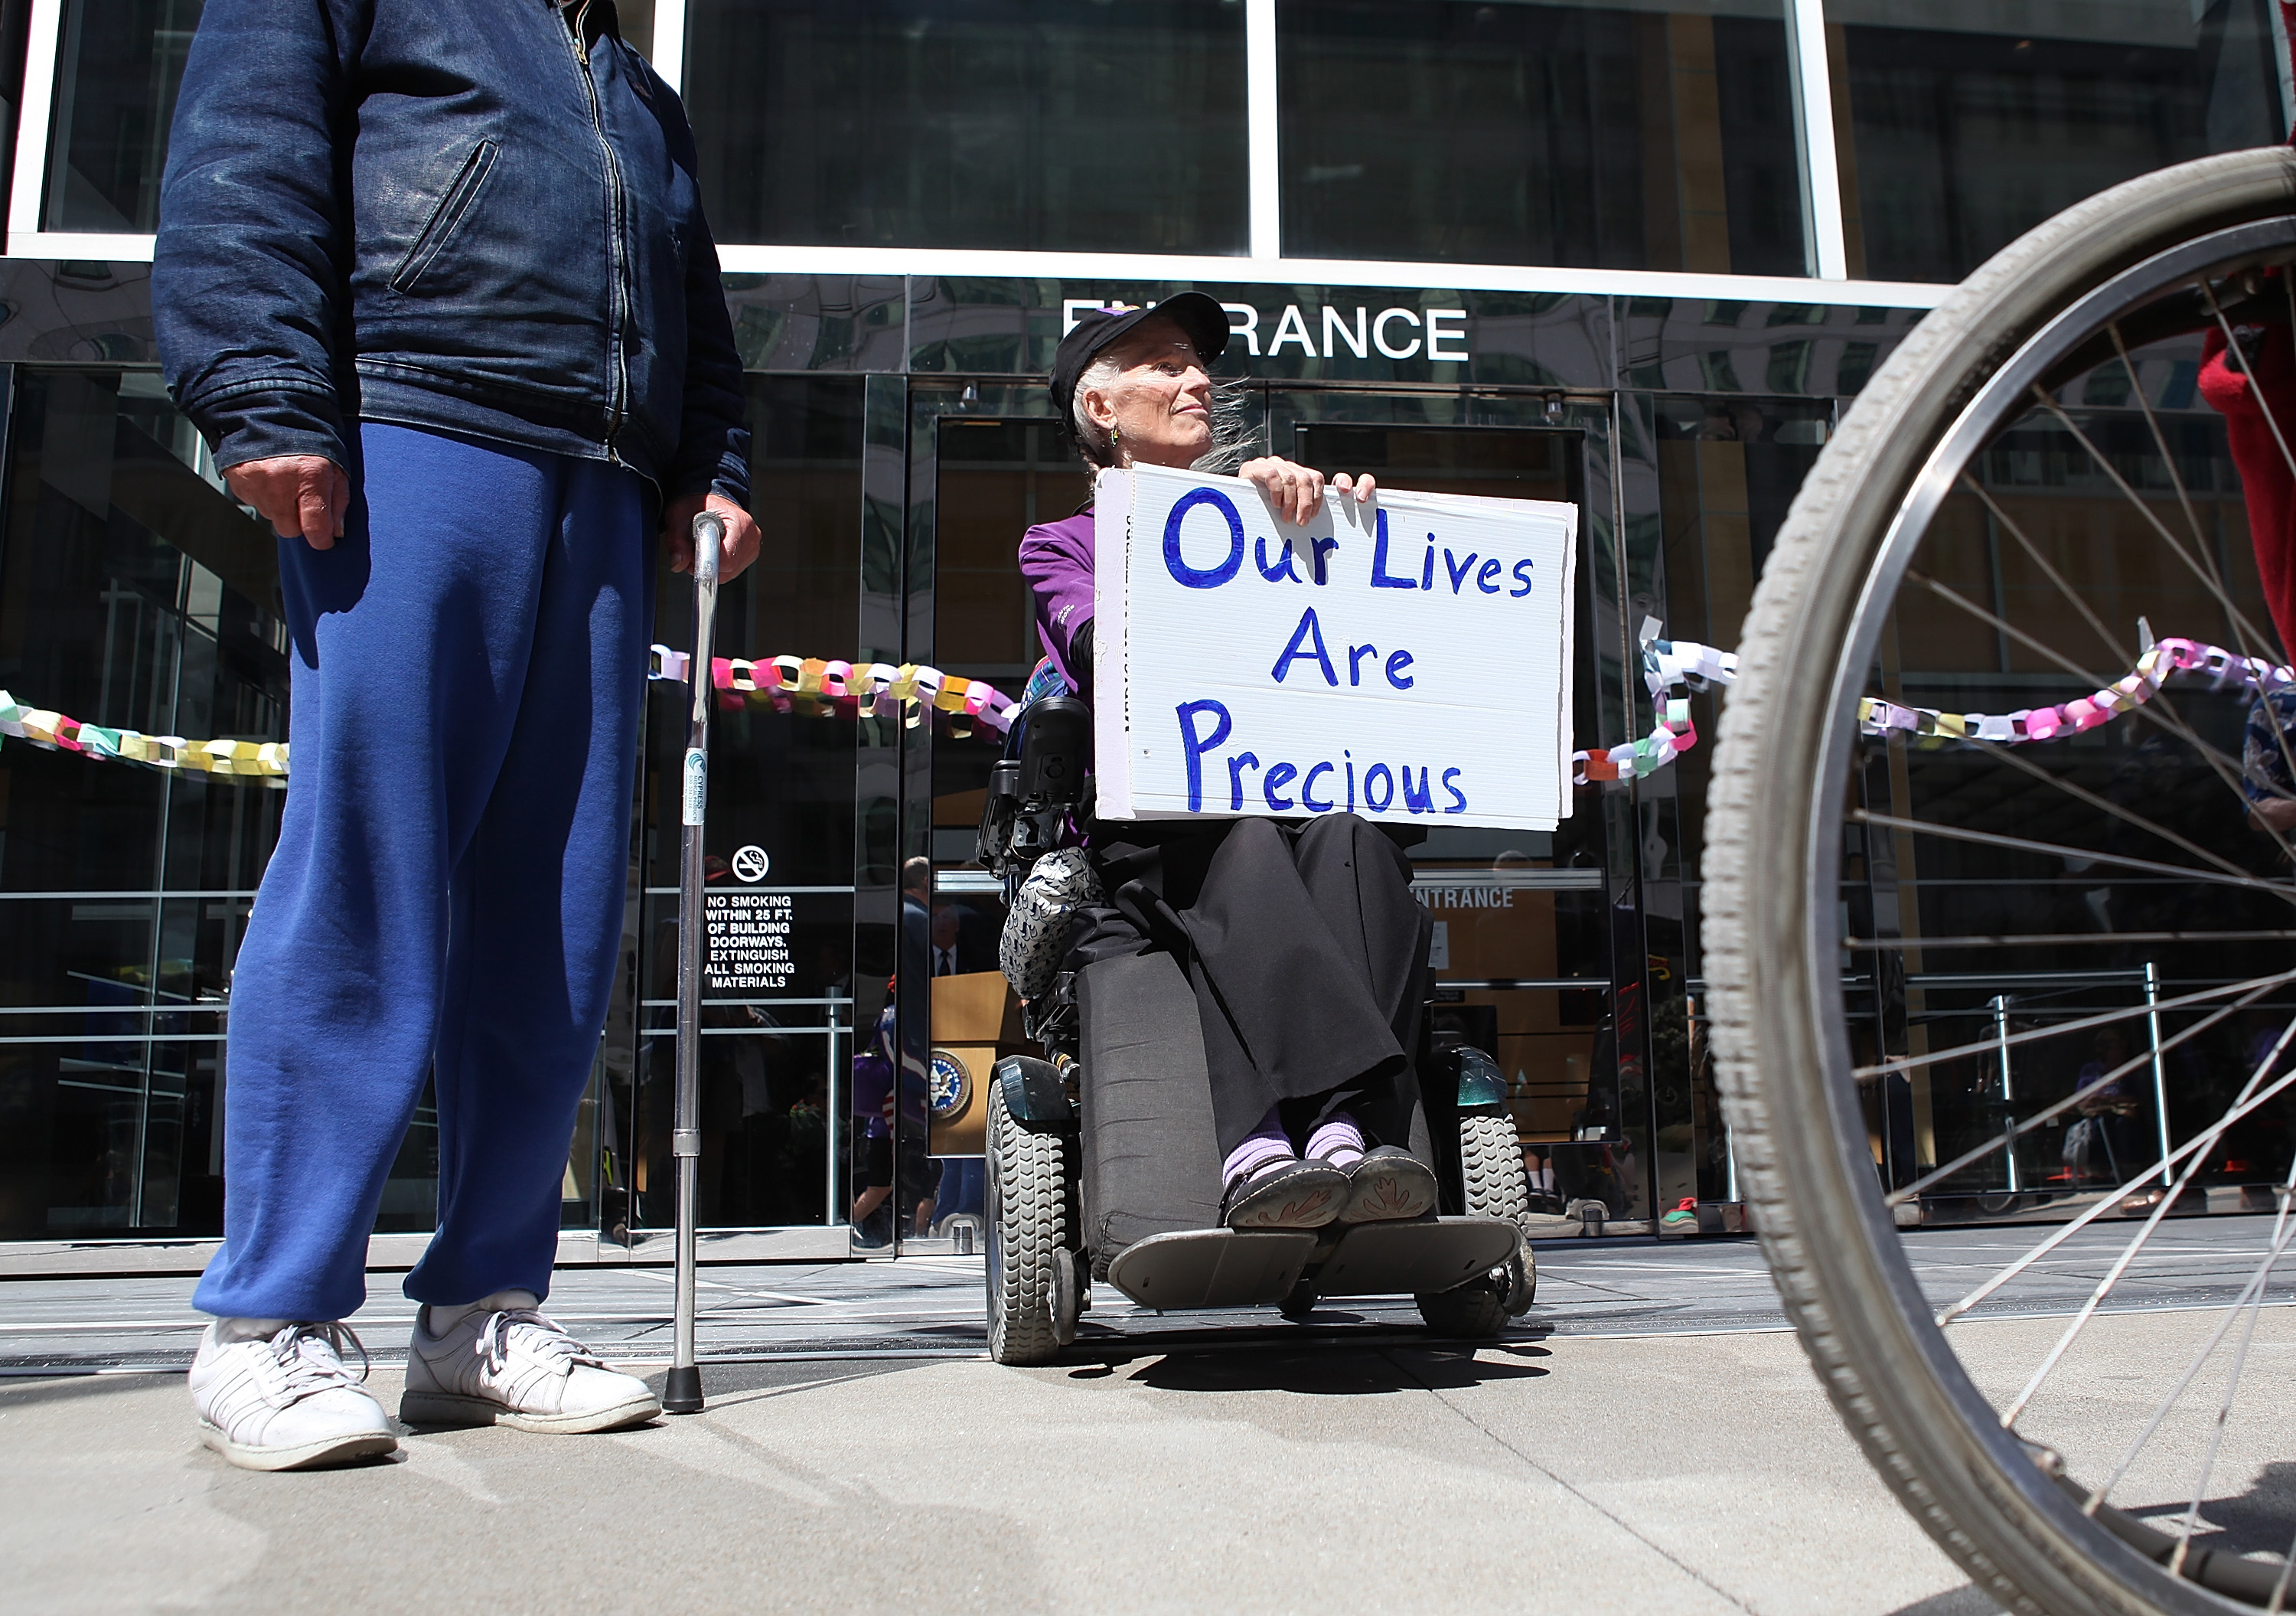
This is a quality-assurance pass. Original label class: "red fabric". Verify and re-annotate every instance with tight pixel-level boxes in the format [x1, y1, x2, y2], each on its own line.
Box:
[2200, 322, 2296, 658]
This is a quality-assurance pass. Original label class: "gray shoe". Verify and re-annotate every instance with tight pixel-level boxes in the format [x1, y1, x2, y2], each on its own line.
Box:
[401, 1298, 660, 1434]
[1338, 1147, 1439, 1223]
[1221, 1157, 1350, 1230]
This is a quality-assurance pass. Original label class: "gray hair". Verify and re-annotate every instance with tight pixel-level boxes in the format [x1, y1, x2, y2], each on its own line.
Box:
[1068, 358, 1257, 476]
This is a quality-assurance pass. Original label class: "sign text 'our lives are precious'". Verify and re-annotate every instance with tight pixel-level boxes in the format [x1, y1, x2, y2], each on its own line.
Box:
[1094, 464, 1579, 834]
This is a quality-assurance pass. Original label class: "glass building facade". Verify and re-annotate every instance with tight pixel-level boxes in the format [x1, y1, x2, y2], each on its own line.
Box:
[0, 0, 2288, 1267]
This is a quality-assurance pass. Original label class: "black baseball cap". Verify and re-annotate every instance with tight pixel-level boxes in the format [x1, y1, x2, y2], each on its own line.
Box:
[1049, 291, 1231, 428]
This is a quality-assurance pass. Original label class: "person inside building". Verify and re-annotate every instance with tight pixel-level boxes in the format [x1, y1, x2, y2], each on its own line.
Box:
[153, 0, 759, 1470]
[1017, 293, 1442, 1233]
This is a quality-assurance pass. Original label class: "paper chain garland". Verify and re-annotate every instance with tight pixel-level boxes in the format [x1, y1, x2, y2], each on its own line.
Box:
[646, 645, 1023, 738]
[1574, 628, 2296, 786]
[0, 690, 289, 785]
[5, 630, 2286, 792]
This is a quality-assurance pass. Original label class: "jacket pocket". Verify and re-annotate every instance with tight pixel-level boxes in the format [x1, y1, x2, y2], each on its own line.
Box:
[389, 139, 499, 295]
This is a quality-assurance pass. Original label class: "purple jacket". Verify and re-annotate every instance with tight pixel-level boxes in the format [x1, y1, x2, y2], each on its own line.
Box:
[1019, 508, 1096, 693]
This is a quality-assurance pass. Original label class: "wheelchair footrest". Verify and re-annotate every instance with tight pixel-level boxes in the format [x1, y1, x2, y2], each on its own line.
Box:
[1103, 1216, 1519, 1311]
[1310, 1216, 1518, 1299]
[1105, 1229, 1319, 1310]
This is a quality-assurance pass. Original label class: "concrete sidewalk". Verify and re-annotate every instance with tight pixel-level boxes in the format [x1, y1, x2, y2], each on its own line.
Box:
[21, 1223, 2296, 1613]
[5, 1325, 2005, 1615]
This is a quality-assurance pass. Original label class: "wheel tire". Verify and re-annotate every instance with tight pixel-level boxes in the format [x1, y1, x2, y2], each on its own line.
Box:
[985, 1075, 1074, 1366]
[1705, 146, 2296, 1616]
[1415, 1276, 1510, 1340]
[1459, 1112, 1538, 1314]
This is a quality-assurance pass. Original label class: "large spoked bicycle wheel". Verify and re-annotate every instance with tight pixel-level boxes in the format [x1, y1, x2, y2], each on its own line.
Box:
[1709, 147, 2296, 1614]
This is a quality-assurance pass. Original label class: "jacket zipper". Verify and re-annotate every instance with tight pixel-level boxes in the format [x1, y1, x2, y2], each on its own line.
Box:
[560, 0, 631, 463]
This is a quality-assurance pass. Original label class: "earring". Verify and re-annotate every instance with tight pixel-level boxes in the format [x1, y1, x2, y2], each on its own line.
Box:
[1110, 422, 1120, 446]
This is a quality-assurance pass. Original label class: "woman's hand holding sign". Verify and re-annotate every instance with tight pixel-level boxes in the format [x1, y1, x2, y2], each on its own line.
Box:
[1240, 456, 1377, 526]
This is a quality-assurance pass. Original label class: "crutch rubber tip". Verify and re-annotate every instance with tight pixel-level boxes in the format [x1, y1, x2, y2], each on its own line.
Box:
[661, 1365, 705, 1415]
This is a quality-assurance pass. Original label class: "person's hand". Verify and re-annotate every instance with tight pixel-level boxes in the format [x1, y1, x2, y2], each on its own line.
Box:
[663, 491, 762, 582]
[1238, 456, 1376, 525]
[225, 454, 351, 550]
[2255, 796, 2296, 834]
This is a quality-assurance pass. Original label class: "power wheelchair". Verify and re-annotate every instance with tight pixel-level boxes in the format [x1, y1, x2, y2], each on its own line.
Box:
[972, 685, 1541, 1366]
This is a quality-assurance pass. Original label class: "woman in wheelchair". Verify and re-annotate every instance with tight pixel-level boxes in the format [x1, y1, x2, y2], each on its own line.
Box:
[1015, 292, 1442, 1236]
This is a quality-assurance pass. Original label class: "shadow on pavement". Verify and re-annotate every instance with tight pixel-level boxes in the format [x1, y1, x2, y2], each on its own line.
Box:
[2124, 1459, 2296, 1559]
[0, 1370, 179, 1412]
[1884, 1588, 2001, 1615]
[1081, 1343, 1550, 1396]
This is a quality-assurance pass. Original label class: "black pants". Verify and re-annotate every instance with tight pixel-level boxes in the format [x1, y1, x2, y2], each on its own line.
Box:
[1074, 814, 1433, 1157]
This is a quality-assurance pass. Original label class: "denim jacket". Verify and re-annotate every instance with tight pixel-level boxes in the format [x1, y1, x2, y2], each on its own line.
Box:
[153, 0, 749, 504]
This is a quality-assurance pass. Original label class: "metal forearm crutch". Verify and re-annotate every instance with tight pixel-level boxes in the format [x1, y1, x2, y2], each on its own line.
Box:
[663, 508, 723, 1417]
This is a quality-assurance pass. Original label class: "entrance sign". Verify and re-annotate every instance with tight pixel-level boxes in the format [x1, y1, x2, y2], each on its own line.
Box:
[1093, 463, 1578, 832]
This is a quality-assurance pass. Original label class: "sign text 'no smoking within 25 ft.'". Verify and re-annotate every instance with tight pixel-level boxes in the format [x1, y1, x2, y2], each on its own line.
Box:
[1094, 463, 1578, 834]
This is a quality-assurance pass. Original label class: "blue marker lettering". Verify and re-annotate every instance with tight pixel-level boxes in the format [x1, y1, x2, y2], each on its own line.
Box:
[1175, 699, 1231, 811]
[1442, 767, 1467, 813]
[1401, 766, 1434, 814]
[1370, 509, 1415, 589]
[1443, 550, 1476, 593]
[1364, 763, 1394, 811]
[1270, 606, 1339, 686]
[1510, 559, 1535, 597]
[1476, 557, 1503, 594]
[1228, 751, 1261, 811]
[1310, 534, 1340, 584]
[1263, 761, 1297, 811]
[1302, 761, 1336, 813]
[1255, 535, 1302, 583]
[1420, 538, 1434, 590]
[1345, 751, 1355, 813]
[1386, 649, 1415, 690]
[1163, 488, 1245, 589]
[1349, 643, 1379, 686]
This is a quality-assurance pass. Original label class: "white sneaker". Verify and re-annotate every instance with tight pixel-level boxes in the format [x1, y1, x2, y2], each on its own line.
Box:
[401, 1298, 660, 1434]
[188, 1321, 397, 1471]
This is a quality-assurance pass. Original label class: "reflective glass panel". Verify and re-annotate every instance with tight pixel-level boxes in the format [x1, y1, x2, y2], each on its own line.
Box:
[684, 0, 1249, 253]
[45, 0, 201, 233]
[1278, 0, 1805, 275]
[625, 375, 865, 1232]
[1829, 0, 2288, 284]
[0, 368, 286, 1240]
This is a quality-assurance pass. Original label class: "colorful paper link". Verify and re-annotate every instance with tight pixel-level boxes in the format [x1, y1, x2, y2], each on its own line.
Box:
[647, 646, 1023, 740]
[7, 631, 2282, 792]
[1573, 629, 2296, 786]
[0, 690, 289, 785]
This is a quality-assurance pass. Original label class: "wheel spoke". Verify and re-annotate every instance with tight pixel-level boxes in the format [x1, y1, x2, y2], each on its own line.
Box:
[1887, 981, 2278, 1203]
[2032, 393, 2287, 660]
[1961, 730, 2264, 885]
[2202, 276, 2296, 485]
[1947, 1017, 2296, 1352]
[1903, 568, 2257, 791]
[1852, 808, 2296, 903]
[1847, 929, 2296, 950]
[1857, 965, 2296, 1085]
[2110, 321, 2242, 638]
[2082, 1177, 2296, 1517]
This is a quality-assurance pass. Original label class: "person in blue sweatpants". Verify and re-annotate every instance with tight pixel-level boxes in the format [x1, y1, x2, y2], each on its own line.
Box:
[154, 0, 761, 1471]
[195, 423, 652, 1324]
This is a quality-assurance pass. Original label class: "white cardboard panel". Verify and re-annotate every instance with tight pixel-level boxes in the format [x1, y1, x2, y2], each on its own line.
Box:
[1094, 463, 1577, 832]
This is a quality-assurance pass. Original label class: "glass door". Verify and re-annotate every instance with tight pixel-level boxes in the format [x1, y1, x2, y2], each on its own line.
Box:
[1277, 401, 1643, 1226]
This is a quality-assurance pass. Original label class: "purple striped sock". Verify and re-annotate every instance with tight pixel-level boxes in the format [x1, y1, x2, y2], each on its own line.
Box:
[1222, 1107, 1295, 1190]
[1305, 1112, 1365, 1167]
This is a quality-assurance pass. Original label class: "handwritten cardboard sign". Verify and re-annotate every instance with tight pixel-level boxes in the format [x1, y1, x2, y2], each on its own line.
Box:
[1092, 463, 1577, 832]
